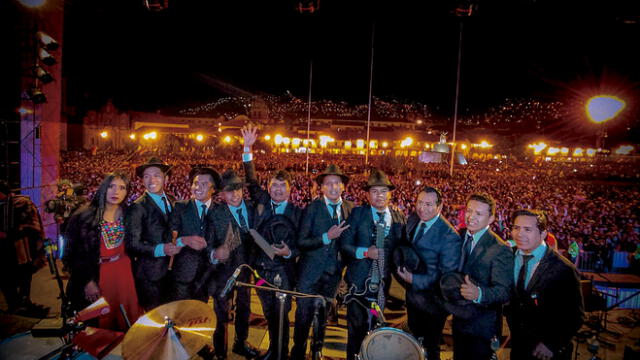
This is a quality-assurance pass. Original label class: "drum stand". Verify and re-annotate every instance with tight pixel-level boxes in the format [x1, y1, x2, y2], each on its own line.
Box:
[235, 281, 327, 360]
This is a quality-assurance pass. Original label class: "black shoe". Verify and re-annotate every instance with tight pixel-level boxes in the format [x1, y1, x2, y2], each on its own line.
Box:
[197, 345, 216, 360]
[232, 342, 259, 359]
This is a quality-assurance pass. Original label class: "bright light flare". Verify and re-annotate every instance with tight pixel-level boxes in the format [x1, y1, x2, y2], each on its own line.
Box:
[586, 148, 596, 156]
[99, 131, 108, 138]
[224, 136, 231, 143]
[382, 141, 389, 148]
[196, 134, 204, 142]
[264, 135, 271, 141]
[547, 147, 560, 156]
[460, 144, 467, 150]
[476, 140, 492, 149]
[528, 142, 547, 155]
[344, 141, 352, 148]
[614, 145, 634, 155]
[573, 148, 584, 156]
[319, 135, 334, 147]
[129, 133, 136, 140]
[356, 139, 365, 149]
[586, 95, 626, 123]
[400, 137, 413, 148]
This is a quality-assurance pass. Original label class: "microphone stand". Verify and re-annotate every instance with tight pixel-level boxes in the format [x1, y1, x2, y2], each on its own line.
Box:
[234, 281, 327, 360]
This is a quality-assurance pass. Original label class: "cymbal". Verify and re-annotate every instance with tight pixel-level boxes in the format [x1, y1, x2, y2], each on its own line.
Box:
[122, 300, 215, 360]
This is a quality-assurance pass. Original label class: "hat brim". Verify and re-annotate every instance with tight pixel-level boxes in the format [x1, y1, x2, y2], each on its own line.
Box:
[135, 163, 171, 178]
[189, 168, 222, 191]
[315, 173, 350, 186]
[364, 184, 396, 191]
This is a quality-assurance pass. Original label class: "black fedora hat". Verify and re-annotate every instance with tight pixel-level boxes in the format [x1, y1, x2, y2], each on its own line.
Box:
[220, 169, 246, 191]
[364, 168, 395, 190]
[439, 272, 478, 319]
[315, 164, 350, 185]
[189, 166, 222, 191]
[393, 246, 421, 272]
[135, 157, 171, 178]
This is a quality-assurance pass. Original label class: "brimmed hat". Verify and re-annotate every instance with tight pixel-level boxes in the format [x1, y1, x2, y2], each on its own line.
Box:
[189, 166, 222, 191]
[315, 164, 349, 185]
[364, 168, 395, 190]
[271, 169, 292, 184]
[135, 157, 171, 178]
[439, 272, 479, 319]
[393, 246, 421, 272]
[220, 169, 246, 191]
[259, 214, 297, 246]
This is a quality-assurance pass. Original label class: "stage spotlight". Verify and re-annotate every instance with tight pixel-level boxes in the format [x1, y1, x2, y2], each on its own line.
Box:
[34, 66, 53, 83]
[38, 48, 56, 66]
[29, 88, 47, 104]
[36, 31, 59, 51]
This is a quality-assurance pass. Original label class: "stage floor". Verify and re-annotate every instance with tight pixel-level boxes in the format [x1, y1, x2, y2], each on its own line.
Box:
[2, 263, 640, 359]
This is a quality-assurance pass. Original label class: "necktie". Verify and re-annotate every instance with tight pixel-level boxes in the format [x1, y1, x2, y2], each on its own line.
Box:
[272, 201, 280, 215]
[200, 204, 207, 223]
[376, 211, 386, 236]
[330, 204, 339, 225]
[161, 196, 170, 215]
[413, 222, 426, 242]
[517, 255, 534, 296]
[236, 208, 249, 233]
[459, 233, 473, 270]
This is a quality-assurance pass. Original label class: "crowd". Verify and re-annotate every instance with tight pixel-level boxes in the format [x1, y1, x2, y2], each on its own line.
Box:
[59, 149, 640, 272]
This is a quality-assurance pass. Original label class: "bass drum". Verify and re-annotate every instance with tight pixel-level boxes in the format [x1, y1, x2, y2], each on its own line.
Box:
[358, 327, 425, 360]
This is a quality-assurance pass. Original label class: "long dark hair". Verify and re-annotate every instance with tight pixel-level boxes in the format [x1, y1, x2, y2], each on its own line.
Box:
[89, 171, 131, 226]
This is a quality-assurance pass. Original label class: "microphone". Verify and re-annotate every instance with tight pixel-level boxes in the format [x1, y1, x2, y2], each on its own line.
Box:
[220, 265, 242, 298]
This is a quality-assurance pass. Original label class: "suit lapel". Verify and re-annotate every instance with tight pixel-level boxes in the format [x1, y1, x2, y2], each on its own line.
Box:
[465, 230, 491, 270]
[190, 199, 204, 226]
[145, 193, 168, 223]
[407, 214, 419, 240]
[526, 246, 552, 292]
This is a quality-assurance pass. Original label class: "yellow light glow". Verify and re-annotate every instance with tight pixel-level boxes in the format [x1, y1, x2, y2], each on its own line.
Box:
[476, 140, 492, 149]
[560, 147, 569, 155]
[264, 135, 271, 141]
[356, 139, 365, 149]
[547, 147, 560, 156]
[460, 144, 467, 150]
[400, 137, 413, 148]
[586, 95, 626, 123]
[282, 137, 291, 145]
[143, 131, 157, 140]
[614, 145, 634, 155]
[573, 148, 584, 156]
[319, 135, 335, 147]
[382, 141, 388, 148]
[344, 141, 352, 148]
[292, 138, 301, 146]
[274, 134, 283, 146]
[224, 136, 231, 143]
[586, 148, 596, 156]
[196, 134, 204, 142]
[129, 133, 136, 140]
[527, 142, 547, 155]
[369, 141, 377, 149]
[99, 131, 108, 138]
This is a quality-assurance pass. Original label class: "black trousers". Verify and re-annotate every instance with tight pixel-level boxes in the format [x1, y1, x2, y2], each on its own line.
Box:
[209, 271, 252, 357]
[134, 274, 171, 311]
[291, 272, 341, 360]
[452, 330, 493, 360]
[407, 299, 448, 360]
[256, 268, 293, 358]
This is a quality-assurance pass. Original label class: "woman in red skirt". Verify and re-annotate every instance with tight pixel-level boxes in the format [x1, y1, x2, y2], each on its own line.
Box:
[65, 172, 142, 331]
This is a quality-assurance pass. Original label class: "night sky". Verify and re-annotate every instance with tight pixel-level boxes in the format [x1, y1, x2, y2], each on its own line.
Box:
[57, 0, 640, 118]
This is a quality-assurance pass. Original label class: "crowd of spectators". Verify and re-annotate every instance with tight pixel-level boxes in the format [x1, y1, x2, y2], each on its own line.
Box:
[59, 149, 640, 273]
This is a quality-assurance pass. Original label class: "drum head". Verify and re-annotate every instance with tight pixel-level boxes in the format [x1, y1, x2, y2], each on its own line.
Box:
[359, 327, 424, 360]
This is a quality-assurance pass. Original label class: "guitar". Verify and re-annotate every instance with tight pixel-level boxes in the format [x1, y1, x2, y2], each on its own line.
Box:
[344, 221, 386, 310]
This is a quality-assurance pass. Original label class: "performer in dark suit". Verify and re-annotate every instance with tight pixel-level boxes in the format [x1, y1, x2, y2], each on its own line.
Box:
[125, 157, 181, 310]
[291, 164, 353, 360]
[169, 166, 221, 302]
[395, 186, 461, 360]
[242, 125, 302, 360]
[505, 209, 584, 360]
[453, 193, 514, 360]
[206, 169, 260, 360]
[341, 169, 406, 360]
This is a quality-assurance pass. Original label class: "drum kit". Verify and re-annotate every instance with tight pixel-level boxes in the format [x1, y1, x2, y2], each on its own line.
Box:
[2, 294, 425, 359]
[0, 299, 214, 360]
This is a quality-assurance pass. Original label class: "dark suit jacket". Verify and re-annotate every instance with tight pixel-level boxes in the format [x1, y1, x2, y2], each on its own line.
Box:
[296, 197, 354, 293]
[169, 199, 213, 283]
[505, 246, 585, 355]
[125, 192, 175, 282]
[341, 205, 406, 294]
[243, 159, 302, 268]
[454, 228, 514, 339]
[405, 214, 461, 312]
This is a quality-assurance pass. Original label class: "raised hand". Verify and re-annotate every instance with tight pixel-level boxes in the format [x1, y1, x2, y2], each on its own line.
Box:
[241, 124, 258, 149]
